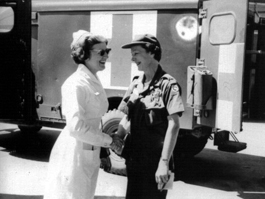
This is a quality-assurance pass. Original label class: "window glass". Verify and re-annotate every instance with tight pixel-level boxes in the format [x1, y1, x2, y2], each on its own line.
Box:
[0, 7, 14, 32]
[209, 13, 236, 45]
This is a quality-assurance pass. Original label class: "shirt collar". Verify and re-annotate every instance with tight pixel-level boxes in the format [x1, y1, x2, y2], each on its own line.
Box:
[77, 64, 101, 84]
[135, 65, 166, 95]
[141, 65, 166, 86]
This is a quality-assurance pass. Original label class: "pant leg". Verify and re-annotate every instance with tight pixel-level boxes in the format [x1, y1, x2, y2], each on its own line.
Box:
[126, 162, 143, 199]
[125, 159, 167, 199]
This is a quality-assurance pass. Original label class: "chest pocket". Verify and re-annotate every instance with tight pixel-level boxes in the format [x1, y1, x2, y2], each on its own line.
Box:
[86, 88, 102, 116]
[90, 88, 101, 104]
[142, 88, 167, 127]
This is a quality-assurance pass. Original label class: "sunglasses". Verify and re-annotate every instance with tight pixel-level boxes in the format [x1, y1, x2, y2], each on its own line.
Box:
[91, 48, 111, 56]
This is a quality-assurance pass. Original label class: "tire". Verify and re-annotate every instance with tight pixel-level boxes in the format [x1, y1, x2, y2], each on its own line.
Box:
[101, 109, 127, 176]
[16, 124, 43, 152]
[174, 126, 212, 158]
[18, 124, 42, 134]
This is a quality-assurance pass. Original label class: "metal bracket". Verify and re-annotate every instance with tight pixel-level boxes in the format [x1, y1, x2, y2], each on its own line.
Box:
[199, 8, 207, 19]
[196, 58, 205, 66]
[51, 103, 63, 119]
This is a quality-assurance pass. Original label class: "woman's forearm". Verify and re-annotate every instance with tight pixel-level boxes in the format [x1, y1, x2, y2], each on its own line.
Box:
[160, 114, 180, 161]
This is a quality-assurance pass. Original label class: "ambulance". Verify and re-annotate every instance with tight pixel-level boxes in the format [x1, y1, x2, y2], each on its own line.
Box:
[0, 0, 264, 175]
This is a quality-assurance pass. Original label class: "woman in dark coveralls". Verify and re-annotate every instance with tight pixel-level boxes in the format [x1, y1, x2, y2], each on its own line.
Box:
[116, 34, 185, 199]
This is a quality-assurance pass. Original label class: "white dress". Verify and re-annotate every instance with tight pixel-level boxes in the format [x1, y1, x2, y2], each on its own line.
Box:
[44, 64, 111, 199]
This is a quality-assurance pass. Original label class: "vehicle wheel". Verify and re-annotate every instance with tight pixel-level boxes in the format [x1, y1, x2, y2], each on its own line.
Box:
[18, 124, 42, 134]
[14, 124, 42, 153]
[101, 109, 127, 176]
[174, 126, 212, 158]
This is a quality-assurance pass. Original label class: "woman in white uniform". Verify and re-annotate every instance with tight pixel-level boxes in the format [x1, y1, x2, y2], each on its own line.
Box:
[44, 30, 123, 199]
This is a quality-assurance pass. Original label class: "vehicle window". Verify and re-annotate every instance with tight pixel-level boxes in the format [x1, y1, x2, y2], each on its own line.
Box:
[0, 7, 14, 32]
[209, 13, 235, 45]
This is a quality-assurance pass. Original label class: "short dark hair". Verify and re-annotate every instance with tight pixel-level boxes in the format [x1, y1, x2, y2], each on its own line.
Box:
[141, 43, 162, 62]
[71, 35, 108, 64]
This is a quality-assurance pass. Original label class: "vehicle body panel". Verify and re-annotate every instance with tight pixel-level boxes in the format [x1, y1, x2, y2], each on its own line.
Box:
[198, 0, 248, 132]
[29, 0, 201, 129]
[0, 0, 264, 139]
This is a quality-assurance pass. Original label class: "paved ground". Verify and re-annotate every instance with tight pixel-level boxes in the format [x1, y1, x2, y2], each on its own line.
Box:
[0, 120, 264, 199]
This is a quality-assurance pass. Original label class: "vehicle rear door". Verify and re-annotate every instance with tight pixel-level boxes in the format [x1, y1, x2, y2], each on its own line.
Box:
[198, 0, 248, 132]
[0, 0, 32, 121]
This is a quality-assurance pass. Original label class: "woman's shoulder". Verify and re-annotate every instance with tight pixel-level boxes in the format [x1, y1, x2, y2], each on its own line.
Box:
[158, 73, 178, 87]
[159, 73, 182, 93]
[62, 71, 89, 90]
[161, 73, 176, 82]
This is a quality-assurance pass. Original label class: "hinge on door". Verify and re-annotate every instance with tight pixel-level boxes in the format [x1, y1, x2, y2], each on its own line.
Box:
[199, 9, 207, 19]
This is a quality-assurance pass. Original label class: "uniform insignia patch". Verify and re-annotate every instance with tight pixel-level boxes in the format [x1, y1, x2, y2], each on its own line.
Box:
[172, 85, 179, 92]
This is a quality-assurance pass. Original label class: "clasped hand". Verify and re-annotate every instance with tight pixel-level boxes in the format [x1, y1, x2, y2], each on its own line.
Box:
[110, 134, 124, 152]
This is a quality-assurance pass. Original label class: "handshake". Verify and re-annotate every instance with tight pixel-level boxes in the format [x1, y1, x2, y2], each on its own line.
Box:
[110, 134, 124, 154]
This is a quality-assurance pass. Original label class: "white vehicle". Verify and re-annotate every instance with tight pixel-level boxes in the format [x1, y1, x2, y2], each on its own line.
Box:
[0, 0, 264, 174]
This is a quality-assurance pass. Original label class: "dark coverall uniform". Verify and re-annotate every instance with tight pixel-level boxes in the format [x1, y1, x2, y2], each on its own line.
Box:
[118, 65, 185, 199]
